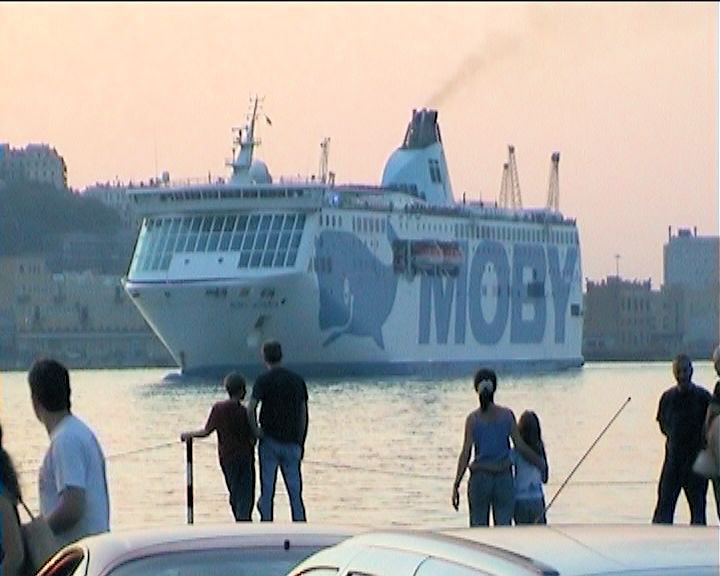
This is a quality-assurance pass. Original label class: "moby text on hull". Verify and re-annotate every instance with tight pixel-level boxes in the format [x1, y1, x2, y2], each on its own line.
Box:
[123, 101, 584, 379]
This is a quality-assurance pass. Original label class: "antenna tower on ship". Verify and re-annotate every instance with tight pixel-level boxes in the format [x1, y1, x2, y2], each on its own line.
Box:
[319, 137, 331, 184]
[546, 152, 560, 212]
[228, 96, 265, 180]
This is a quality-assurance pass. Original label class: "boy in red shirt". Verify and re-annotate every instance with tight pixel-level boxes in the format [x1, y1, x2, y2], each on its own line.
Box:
[181, 372, 256, 520]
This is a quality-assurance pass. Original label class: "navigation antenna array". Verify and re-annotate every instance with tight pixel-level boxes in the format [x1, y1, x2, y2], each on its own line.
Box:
[228, 96, 264, 171]
[498, 145, 523, 209]
[546, 152, 560, 212]
[319, 137, 331, 184]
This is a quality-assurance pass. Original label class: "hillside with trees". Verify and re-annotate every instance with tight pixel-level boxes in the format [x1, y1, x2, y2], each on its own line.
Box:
[0, 178, 123, 255]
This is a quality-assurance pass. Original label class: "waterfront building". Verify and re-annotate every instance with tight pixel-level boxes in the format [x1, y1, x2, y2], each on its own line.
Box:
[83, 182, 142, 231]
[583, 227, 719, 361]
[45, 231, 135, 275]
[0, 255, 172, 369]
[583, 276, 680, 360]
[0, 143, 67, 189]
[663, 227, 720, 355]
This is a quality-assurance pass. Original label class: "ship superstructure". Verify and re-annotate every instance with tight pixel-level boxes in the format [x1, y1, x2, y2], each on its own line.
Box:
[124, 101, 583, 378]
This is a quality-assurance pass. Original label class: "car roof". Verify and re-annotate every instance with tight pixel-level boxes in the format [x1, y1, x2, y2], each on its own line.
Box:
[290, 524, 720, 576]
[293, 529, 559, 575]
[439, 524, 720, 575]
[45, 523, 356, 576]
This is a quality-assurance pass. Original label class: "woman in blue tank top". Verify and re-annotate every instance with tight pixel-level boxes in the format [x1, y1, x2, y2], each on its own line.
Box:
[451, 369, 547, 526]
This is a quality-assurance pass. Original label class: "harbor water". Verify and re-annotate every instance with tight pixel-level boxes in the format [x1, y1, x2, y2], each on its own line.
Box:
[2, 361, 719, 530]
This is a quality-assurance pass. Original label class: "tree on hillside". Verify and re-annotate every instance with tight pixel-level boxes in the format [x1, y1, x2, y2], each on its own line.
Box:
[0, 179, 123, 255]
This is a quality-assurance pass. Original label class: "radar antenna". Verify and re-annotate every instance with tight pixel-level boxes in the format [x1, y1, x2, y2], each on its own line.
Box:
[319, 137, 331, 184]
[546, 152, 560, 212]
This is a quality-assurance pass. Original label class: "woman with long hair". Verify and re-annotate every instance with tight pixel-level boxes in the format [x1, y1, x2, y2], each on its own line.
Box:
[0, 421, 25, 576]
[452, 369, 547, 526]
[513, 410, 549, 524]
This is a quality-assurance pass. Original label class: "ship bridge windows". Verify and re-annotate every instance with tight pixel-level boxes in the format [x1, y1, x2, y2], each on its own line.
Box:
[219, 215, 238, 251]
[185, 217, 202, 251]
[174, 217, 192, 253]
[428, 159, 443, 183]
[231, 215, 249, 250]
[128, 212, 307, 275]
[206, 216, 226, 251]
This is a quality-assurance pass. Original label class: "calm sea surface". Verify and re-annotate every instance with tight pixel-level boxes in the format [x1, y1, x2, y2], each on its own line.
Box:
[2, 361, 718, 530]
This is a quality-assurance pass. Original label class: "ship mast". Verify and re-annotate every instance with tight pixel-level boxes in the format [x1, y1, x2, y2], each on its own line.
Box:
[229, 96, 263, 181]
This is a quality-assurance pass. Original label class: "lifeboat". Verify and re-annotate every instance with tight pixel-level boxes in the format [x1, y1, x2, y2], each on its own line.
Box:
[411, 241, 444, 272]
[439, 242, 463, 276]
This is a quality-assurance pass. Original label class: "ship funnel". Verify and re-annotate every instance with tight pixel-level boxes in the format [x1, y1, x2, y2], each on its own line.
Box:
[381, 108, 454, 206]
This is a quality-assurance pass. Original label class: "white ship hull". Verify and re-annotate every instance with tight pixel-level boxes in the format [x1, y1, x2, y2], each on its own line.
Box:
[124, 106, 584, 379]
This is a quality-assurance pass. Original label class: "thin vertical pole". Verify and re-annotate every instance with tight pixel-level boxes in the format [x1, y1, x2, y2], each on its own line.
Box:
[185, 438, 194, 524]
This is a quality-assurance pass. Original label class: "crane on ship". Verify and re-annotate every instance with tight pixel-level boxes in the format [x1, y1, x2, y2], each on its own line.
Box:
[498, 162, 510, 208]
[498, 145, 523, 209]
[546, 152, 560, 212]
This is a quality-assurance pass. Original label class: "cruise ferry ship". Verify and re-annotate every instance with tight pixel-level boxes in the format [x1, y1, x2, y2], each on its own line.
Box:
[124, 101, 584, 378]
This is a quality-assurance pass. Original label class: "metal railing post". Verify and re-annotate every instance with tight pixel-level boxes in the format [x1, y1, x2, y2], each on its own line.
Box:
[185, 437, 194, 524]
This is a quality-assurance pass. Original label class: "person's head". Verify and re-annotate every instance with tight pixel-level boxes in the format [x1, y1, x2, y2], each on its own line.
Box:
[0, 421, 22, 502]
[262, 340, 283, 366]
[28, 357, 71, 415]
[672, 354, 693, 389]
[518, 410, 543, 452]
[712, 345, 720, 377]
[224, 372, 246, 400]
[473, 368, 497, 411]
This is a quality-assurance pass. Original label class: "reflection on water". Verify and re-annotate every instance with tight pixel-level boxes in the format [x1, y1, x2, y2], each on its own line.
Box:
[2, 361, 717, 529]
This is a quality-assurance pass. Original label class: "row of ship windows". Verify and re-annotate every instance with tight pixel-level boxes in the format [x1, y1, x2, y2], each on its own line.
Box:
[130, 213, 306, 273]
[320, 212, 578, 245]
[149, 187, 312, 203]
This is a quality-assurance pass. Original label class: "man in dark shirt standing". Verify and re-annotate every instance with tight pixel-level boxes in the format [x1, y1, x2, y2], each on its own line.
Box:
[248, 340, 308, 521]
[181, 372, 256, 521]
[652, 353, 712, 524]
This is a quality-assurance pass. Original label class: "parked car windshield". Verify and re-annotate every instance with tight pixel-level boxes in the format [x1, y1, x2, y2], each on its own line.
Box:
[108, 546, 324, 576]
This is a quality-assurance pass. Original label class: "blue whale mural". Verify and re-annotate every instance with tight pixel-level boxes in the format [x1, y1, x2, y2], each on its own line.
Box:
[315, 225, 398, 349]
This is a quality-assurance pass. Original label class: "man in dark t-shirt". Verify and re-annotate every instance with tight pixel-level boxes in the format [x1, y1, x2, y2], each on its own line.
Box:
[248, 340, 308, 521]
[652, 354, 712, 524]
[181, 372, 256, 521]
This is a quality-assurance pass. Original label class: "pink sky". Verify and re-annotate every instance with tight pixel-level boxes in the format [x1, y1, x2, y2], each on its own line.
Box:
[0, 3, 716, 287]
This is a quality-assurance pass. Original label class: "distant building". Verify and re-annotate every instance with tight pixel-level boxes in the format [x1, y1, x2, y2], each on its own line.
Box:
[0, 255, 172, 369]
[0, 143, 67, 189]
[583, 276, 681, 360]
[583, 227, 719, 361]
[45, 231, 136, 275]
[83, 182, 141, 231]
[663, 227, 719, 355]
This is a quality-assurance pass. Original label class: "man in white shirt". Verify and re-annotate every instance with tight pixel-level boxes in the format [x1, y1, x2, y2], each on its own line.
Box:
[28, 358, 110, 546]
